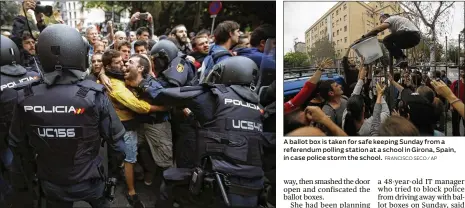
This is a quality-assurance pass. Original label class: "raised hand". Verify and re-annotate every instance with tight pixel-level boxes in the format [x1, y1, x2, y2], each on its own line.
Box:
[315, 57, 333, 71]
[431, 80, 455, 100]
[376, 82, 386, 96]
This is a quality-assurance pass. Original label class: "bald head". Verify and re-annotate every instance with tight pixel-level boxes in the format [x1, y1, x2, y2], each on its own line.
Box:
[115, 31, 127, 42]
[113, 31, 127, 49]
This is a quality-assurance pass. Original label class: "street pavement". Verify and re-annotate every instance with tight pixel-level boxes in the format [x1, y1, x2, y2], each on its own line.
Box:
[74, 180, 159, 208]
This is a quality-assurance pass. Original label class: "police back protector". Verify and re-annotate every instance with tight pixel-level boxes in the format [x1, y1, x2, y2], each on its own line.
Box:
[195, 84, 266, 207]
[16, 79, 105, 185]
[199, 85, 264, 179]
[1, 64, 40, 91]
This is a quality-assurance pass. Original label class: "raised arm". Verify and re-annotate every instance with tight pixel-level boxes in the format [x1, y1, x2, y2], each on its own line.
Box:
[284, 69, 321, 114]
[431, 80, 464, 119]
[305, 106, 348, 136]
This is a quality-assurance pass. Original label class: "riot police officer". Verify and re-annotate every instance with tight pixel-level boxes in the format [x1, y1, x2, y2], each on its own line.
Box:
[133, 56, 275, 207]
[8, 24, 126, 208]
[151, 39, 196, 87]
[0, 87, 17, 207]
[1, 34, 41, 208]
[1, 35, 40, 91]
[148, 39, 203, 172]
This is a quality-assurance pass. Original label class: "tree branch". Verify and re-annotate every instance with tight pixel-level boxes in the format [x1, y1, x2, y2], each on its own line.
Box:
[431, 1, 444, 24]
[413, 1, 432, 28]
[399, 2, 418, 15]
[436, 2, 455, 21]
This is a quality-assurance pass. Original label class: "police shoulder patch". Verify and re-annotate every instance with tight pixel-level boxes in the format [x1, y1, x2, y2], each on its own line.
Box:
[176, 63, 184, 73]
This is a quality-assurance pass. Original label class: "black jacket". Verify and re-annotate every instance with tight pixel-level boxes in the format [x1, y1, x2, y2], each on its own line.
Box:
[10, 15, 45, 47]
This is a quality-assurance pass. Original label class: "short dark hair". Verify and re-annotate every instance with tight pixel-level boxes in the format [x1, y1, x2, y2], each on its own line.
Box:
[416, 86, 435, 104]
[136, 27, 150, 36]
[131, 54, 151, 75]
[148, 39, 156, 51]
[134, 40, 148, 50]
[284, 109, 307, 135]
[170, 24, 186, 35]
[102, 49, 121, 67]
[214, 21, 240, 45]
[197, 29, 210, 37]
[250, 24, 275, 47]
[192, 35, 208, 48]
[167, 37, 182, 49]
[21, 31, 34, 41]
[117, 41, 131, 50]
[318, 80, 336, 101]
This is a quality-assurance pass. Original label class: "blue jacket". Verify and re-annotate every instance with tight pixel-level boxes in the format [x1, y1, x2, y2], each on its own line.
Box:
[235, 47, 263, 68]
[208, 44, 231, 63]
[199, 44, 232, 82]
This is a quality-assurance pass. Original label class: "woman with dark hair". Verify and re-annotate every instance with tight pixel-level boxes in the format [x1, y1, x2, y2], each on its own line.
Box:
[342, 69, 390, 136]
[343, 95, 365, 136]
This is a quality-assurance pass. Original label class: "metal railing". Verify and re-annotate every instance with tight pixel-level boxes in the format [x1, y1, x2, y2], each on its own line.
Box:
[284, 67, 340, 80]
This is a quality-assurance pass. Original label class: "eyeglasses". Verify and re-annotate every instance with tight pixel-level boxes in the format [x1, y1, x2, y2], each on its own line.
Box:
[91, 60, 102, 63]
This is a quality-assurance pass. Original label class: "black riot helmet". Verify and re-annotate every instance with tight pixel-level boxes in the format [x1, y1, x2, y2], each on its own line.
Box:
[150, 39, 179, 73]
[37, 24, 88, 73]
[1, 35, 21, 66]
[204, 56, 258, 87]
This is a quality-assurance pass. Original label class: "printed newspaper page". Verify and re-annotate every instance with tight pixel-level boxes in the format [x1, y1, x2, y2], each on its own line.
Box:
[278, 138, 465, 208]
[282, 1, 465, 208]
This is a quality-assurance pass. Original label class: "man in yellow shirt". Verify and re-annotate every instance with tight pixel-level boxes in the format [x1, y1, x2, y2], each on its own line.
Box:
[101, 49, 164, 208]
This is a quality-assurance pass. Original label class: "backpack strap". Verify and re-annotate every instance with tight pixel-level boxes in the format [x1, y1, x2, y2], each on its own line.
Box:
[212, 51, 232, 63]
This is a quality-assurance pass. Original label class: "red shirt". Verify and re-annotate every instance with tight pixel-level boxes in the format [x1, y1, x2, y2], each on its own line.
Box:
[284, 82, 317, 114]
[450, 80, 465, 102]
[193, 60, 201, 70]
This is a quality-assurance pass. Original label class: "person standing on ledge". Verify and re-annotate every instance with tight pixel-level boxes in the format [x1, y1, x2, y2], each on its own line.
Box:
[360, 13, 420, 67]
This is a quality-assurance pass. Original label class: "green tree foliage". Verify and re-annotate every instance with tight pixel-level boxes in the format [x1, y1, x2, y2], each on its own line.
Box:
[0, 1, 20, 27]
[408, 38, 444, 63]
[284, 52, 309, 68]
[307, 36, 336, 65]
[446, 45, 461, 64]
[83, 1, 275, 35]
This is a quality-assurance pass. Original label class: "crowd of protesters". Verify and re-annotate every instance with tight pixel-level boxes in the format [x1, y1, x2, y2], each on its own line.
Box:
[284, 54, 465, 137]
[1, 0, 276, 207]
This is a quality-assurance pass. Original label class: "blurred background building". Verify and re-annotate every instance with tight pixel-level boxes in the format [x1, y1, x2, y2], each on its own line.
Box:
[305, 2, 404, 58]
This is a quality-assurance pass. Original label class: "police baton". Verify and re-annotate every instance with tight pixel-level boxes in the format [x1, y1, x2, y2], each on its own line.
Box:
[206, 156, 231, 207]
[183, 108, 201, 128]
[214, 171, 231, 207]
